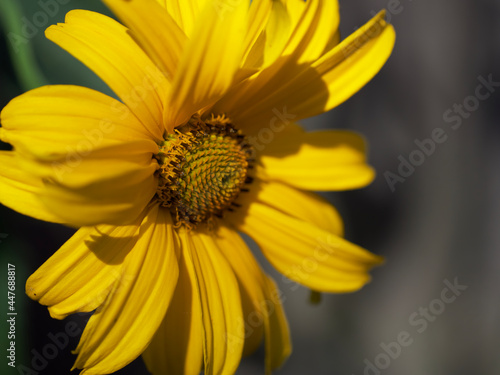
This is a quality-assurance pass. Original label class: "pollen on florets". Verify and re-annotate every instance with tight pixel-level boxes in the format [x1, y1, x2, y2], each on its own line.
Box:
[154, 114, 254, 228]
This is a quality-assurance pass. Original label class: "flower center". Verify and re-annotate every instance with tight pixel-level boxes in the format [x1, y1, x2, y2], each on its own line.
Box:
[155, 115, 253, 228]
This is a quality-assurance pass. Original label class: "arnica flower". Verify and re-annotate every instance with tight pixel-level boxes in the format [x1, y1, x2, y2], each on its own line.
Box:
[0, 0, 395, 374]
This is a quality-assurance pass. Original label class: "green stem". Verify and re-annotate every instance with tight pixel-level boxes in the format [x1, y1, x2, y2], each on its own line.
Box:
[0, 0, 48, 91]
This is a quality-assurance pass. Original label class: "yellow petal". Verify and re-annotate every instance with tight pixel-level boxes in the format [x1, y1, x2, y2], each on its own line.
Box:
[292, 10, 396, 119]
[0, 85, 157, 158]
[283, 0, 307, 25]
[1, 85, 159, 226]
[243, 0, 336, 71]
[102, 0, 186, 91]
[15, 138, 157, 226]
[254, 180, 344, 235]
[241, 0, 273, 67]
[215, 224, 291, 371]
[262, 275, 291, 372]
[0, 151, 64, 224]
[157, 0, 207, 37]
[216, 11, 394, 134]
[46, 10, 168, 139]
[235, 201, 384, 293]
[164, 0, 248, 128]
[238, 280, 265, 358]
[213, 225, 265, 357]
[183, 229, 244, 375]
[142, 243, 203, 375]
[243, 0, 291, 70]
[73, 205, 180, 375]
[323, 29, 341, 55]
[26, 207, 149, 319]
[281, 0, 339, 64]
[216, 0, 337, 110]
[256, 124, 375, 191]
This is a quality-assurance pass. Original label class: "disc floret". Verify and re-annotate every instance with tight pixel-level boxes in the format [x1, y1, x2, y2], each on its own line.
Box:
[155, 115, 253, 227]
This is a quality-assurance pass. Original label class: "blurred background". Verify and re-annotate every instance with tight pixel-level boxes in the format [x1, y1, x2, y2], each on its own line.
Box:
[1, 0, 499, 374]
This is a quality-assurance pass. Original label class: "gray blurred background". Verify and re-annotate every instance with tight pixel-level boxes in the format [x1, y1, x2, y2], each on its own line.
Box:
[0, 0, 499, 374]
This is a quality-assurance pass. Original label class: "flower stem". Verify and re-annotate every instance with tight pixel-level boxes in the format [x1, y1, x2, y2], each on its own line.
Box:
[0, 0, 48, 91]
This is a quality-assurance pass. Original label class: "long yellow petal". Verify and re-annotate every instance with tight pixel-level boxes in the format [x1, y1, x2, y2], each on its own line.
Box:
[164, 0, 248, 128]
[73, 205, 179, 375]
[102, 0, 186, 86]
[235, 201, 384, 293]
[0, 151, 64, 224]
[1, 85, 158, 158]
[256, 124, 375, 191]
[13, 138, 157, 227]
[26, 208, 149, 319]
[1, 85, 159, 226]
[157, 0, 207, 37]
[216, 11, 394, 134]
[283, 0, 307, 25]
[216, 0, 336, 109]
[238, 280, 265, 358]
[293, 10, 396, 119]
[281, 0, 339, 64]
[215, 224, 291, 372]
[243, 0, 337, 71]
[214, 225, 266, 357]
[45, 10, 168, 140]
[142, 244, 203, 375]
[243, 0, 291, 70]
[262, 276, 291, 372]
[242, 0, 273, 66]
[184, 229, 244, 375]
[254, 180, 344, 235]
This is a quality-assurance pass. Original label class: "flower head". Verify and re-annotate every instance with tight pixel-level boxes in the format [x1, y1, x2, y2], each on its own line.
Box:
[0, 0, 395, 374]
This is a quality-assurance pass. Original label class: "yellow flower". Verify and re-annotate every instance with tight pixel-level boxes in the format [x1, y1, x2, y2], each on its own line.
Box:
[0, 0, 395, 374]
